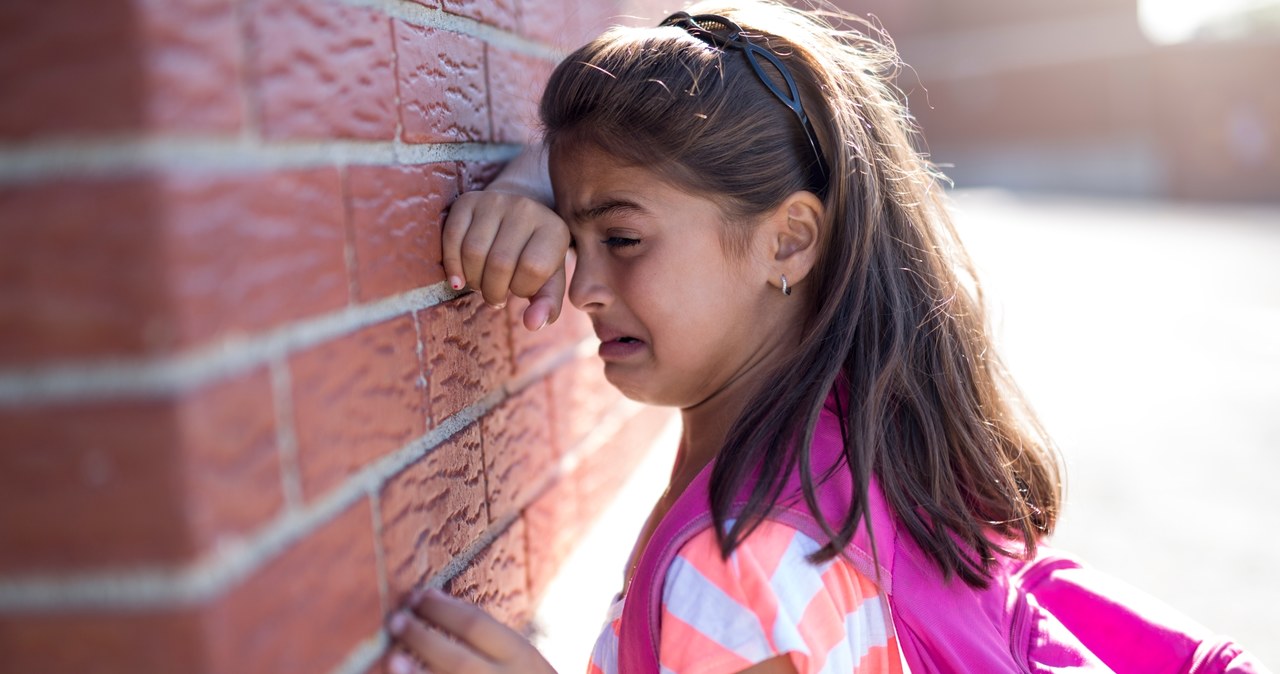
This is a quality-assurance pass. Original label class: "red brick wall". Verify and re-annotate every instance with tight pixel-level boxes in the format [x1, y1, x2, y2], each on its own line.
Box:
[0, 1, 674, 672]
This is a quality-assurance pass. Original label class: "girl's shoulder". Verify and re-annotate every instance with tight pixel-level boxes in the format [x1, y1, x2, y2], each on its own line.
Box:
[658, 518, 903, 674]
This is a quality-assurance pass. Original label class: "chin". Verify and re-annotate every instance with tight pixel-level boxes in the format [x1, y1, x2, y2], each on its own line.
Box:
[604, 369, 676, 408]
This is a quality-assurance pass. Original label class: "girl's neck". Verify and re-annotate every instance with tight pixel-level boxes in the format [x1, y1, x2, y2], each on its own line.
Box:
[673, 369, 762, 484]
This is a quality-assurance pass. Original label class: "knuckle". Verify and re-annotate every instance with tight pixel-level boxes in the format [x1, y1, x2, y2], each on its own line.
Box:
[485, 252, 517, 275]
[460, 241, 490, 264]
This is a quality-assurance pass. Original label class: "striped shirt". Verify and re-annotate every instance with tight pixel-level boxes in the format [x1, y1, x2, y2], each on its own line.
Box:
[589, 519, 903, 674]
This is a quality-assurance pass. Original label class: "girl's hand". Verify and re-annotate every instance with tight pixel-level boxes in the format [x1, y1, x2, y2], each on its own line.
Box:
[386, 589, 557, 674]
[442, 187, 570, 332]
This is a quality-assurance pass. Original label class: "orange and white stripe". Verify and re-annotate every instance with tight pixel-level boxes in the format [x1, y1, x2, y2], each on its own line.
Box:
[588, 519, 903, 674]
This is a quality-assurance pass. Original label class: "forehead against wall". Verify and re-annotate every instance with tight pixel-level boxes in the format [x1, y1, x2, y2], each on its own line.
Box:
[0, 1, 675, 672]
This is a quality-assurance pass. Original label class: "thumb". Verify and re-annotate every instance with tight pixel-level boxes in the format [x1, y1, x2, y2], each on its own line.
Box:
[522, 266, 566, 331]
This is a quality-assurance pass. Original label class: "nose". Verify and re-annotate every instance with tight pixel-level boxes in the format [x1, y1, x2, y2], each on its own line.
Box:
[567, 249, 611, 313]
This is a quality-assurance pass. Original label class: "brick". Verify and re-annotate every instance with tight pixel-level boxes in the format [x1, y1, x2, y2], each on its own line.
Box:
[0, 1, 145, 139]
[549, 355, 623, 455]
[487, 48, 553, 143]
[204, 499, 383, 674]
[440, 0, 520, 33]
[507, 300, 593, 381]
[0, 0, 243, 139]
[163, 168, 349, 347]
[178, 369, 284, 550]
[522, 475, 581, 604]
[0, 177, 168, 364]
[423, 293, 512, 424]
[291, 316, 425, 500]
[446, 518, 530, 629]
[246, 0, 396, 140]
[0, 611, 205, 674]
[481, 381, 554, 522]
[459, 161, 506, 193]
[346, 164, 457, 303]
[573, 405, 671, 527]
[0, 370, 279, 574]
[0, 399, 185, 573]
[518, 0, 623, 48]
[380, 423, 487, 599]
[138, 0, 243, 133]
[395, 23, 488, 144]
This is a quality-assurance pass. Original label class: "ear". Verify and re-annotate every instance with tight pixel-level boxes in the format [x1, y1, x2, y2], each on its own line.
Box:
[762, 190, 823, 290]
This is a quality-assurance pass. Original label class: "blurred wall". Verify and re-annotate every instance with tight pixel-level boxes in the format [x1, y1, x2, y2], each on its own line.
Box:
[836, 0, 1280, 201]
[0, 1, 672, 673]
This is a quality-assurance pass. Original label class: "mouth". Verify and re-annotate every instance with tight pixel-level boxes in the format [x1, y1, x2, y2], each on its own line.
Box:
[597, 333, 647, 360]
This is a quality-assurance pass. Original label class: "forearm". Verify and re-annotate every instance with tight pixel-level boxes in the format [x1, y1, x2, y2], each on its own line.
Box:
[486, 146, 554, 207]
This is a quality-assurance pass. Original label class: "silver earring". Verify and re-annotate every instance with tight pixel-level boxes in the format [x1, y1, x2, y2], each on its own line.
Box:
[781, 274, 792, 296]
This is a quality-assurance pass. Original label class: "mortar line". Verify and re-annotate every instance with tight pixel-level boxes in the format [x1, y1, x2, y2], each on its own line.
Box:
[0, 284, 463, 407]
[0, 339, 594, 611]
[334, 0, 562, 60]
[270, 359, 305, 511]
[0, 138, 521, 185]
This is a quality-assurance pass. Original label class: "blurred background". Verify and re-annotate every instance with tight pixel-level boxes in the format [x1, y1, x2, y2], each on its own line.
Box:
[840, 0, 1280, 201]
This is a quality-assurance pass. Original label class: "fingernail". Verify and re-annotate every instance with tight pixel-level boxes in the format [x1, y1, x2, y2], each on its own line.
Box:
[388, 611, 407, 635]
[449, 276, 464, 291]
[536, 315, 549, 331]
[490, 302, 506, 310]
[388, 652, 413, 674]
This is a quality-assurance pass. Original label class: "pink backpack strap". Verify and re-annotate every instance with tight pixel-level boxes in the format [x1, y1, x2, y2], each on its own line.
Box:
[616, 457, 715, 674]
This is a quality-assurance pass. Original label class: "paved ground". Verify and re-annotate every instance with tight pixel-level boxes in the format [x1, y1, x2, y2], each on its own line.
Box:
[954, 190, 1280, 664]
[534, 190, 1280, 669]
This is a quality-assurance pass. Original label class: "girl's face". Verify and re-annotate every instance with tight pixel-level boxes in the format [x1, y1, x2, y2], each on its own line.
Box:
[550, 145, 791, 408]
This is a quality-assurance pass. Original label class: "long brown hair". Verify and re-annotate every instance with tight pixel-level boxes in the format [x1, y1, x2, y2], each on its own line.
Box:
[540, 0, 1063, 587]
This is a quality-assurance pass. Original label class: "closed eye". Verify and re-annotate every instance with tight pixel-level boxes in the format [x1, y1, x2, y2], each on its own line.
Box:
[603, 236, 640, 248]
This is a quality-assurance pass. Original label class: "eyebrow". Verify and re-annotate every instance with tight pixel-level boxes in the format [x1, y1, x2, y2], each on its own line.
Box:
[571, 198, 647, 224]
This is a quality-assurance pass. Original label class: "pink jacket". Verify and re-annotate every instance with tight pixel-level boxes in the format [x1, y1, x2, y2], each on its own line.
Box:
[618, 392, 1268, 673]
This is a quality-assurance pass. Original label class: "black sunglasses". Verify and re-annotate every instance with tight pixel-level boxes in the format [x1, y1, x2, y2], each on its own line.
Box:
[660, 11, 830, 194]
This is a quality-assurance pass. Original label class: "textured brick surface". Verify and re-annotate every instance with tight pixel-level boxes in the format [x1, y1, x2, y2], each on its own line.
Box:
[0, 1, 145, 139]
[482, 381, 555, 522]
[0, 611, 205, 674]
[0, 177, 167, 364]
[380, 423, 487, 599]
[459, 161, 506, 193]
[164, 168, 348, 347]
[178, 369, 283, 550]
[396, 23, 488, 144]
[487, 48, 553, 143]
[549, 355, 622, 455]
[138, 0, 243, 132]
[573, 406, 671, 527]
[522, 475, 581, 603]
[519, 0, 621, 49]
[0, 371, 280, 573]
[204, 499, 382, 674]
[247, 0, 396, 140]
[346, 164, 458, 303]
[507, 300, 592, 381]
[423, 293, 512, 424]
[441, 0, 520, 32]
[446, 518, 530, 629]
[291, 316, 425, 500]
